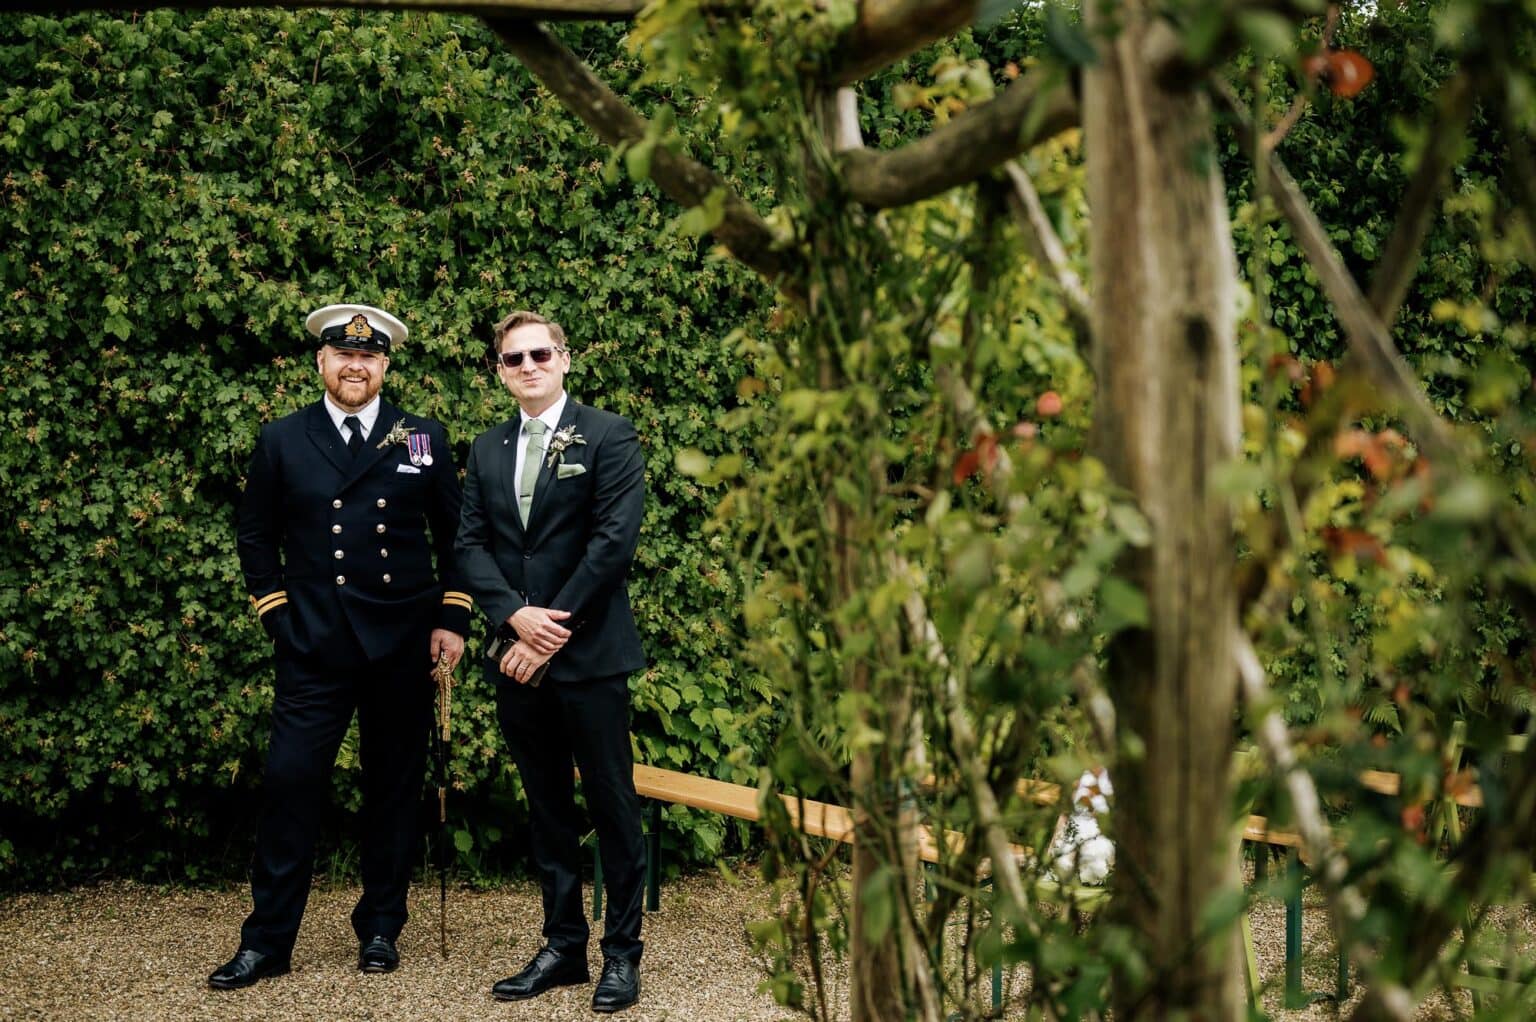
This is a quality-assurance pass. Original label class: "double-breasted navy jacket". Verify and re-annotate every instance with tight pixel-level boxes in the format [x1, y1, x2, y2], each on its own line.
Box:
[237, 398, 472, 662]
[455, 398, 645, 683]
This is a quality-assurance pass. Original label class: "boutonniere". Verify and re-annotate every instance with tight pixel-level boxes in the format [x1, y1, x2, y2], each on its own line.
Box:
[375, 418, 414, 450]
[544, 425, 586, 469]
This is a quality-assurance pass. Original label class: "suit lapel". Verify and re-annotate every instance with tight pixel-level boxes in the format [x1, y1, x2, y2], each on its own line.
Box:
[525, 400, 581, 531]
[341, 399, 400, 490]
[304, 401, 351, 476]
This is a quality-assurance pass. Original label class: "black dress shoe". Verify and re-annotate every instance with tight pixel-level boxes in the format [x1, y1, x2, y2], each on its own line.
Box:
[359, 934, 400, 973]
[208, 948, 291, 990]
[490, 946, 590, 1001]
[592, 956, 640, 1013]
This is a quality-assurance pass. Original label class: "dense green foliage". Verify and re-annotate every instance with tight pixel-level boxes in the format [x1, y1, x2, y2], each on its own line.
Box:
[1, 0, 1531, 924]
[0, 9, 768, 884]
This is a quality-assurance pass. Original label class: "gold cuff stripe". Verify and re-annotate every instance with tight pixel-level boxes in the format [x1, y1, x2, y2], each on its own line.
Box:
[443, 591, 472, 603]
[252, 591, 288, 613]
[254, 596, 289, 618]
[442, 594, 474, 610]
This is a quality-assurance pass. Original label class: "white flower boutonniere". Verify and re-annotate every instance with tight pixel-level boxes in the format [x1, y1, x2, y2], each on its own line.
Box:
[375, 418, 414, 450]
[544, 425, 587, 469]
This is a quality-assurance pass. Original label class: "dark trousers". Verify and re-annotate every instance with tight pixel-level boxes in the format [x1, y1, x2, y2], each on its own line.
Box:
[495, 672, 644, 964]
[240, 633, 433, 957]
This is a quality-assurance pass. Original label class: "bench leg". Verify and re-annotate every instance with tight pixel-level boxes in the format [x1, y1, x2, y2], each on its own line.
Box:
[1336, 935, 1350, 1002]
[1285, 850, 1305, 1009]
[1242, 911, 1260, 1007]
[646, 800, 661, 913]
[592, 840, 603, 922]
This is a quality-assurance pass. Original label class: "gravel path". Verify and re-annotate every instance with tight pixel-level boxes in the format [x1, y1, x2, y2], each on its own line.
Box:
[0, 868, 1477, 1020]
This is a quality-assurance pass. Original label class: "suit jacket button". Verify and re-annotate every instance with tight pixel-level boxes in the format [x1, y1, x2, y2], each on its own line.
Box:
[382, 574, 392, 583]
[336, 575, 346, 585]
[522, 552, 531, 560]
[380, 548, 388, 558]
[377, 498, 387, 508]
[334, 550, 344, 559]
[331, 524, 342, 534]
[376, 524, 386, 534]
[333, 499, 343, 509]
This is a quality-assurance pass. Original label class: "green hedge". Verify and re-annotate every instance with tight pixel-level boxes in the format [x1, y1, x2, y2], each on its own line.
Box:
[0, 9, 767, 884]
[2, 3, 1528, 886]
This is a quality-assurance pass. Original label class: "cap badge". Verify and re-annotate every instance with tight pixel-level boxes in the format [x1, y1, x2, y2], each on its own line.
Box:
[344, 314, 374, 340]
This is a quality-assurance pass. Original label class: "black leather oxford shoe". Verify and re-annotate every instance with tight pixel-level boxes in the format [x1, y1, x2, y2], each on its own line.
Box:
[359, 935, 400, 973]
[490, 946, 590, 1001]
[207, 948, 291, 990]
[591, 956, 640, 1014]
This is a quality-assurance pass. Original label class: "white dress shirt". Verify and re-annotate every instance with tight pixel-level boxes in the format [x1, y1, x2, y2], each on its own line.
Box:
[515, 392, 569, 502]
[323, 394, 381, 446]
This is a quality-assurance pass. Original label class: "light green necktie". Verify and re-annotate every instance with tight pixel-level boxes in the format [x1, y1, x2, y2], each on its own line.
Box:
[518, 418, 548, 525]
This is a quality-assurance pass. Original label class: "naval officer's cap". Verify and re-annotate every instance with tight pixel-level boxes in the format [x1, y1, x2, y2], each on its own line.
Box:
[305, 303, 408, 355]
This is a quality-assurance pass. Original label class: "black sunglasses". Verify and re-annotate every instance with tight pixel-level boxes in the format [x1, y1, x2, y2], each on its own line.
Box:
[497, 347, 564, 369]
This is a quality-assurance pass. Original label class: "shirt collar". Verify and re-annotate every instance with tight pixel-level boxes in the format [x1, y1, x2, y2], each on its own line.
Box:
[521, 391, 568, 436]
[323, 394, 381, 436]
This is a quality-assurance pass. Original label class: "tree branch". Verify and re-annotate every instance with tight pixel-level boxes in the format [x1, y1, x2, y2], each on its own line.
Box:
[1212, 82, 1458, 465]
[1002, 159, 1092, 353]
[1234, 634, 1416, 1020]
[42, 0, 644, 15]
[1367, 70, 1477, 330]
[840, 67, 1079, 209]
[831, 0, 980, 86]
[484, 17, 804, 294]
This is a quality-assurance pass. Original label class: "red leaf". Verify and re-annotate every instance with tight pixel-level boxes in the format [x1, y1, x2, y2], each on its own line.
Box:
[1326, 51, 1375, 98]
[1400, 803, 1427, 843]
[952, 450, 980, 486]
[1322, 526, 1387, 566]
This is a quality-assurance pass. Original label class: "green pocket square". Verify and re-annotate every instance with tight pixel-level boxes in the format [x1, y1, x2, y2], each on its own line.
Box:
[556, 463, 587, 479]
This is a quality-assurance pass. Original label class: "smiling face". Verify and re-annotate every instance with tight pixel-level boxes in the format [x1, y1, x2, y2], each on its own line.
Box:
[497, 322, 570, 417]
[317, 343, 389, 413]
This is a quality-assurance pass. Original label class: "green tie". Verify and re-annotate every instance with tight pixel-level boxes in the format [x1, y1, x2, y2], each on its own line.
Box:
[519, 418, 548, 525]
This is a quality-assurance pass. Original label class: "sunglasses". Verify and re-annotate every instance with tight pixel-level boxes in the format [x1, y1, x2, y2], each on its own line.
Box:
[497, 347, 564, 369]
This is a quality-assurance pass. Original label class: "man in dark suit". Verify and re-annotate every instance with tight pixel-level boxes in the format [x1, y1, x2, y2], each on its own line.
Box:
[209, 304, 472, 990]
[455, 310, 646, 1013]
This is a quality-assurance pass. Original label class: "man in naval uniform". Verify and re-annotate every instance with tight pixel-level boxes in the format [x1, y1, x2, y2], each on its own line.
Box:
[209, 304, 472, 990]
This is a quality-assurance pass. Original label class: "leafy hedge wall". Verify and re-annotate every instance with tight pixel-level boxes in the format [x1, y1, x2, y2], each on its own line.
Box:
[0, 9, 768, 884]
[1, 3, 1527, 886]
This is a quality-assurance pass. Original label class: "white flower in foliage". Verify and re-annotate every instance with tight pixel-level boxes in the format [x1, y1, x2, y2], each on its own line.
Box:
[1048, 767, 1115, 886]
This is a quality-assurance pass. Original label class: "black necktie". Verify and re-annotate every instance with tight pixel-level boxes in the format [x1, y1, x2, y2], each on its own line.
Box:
[343, 415, 364, 458]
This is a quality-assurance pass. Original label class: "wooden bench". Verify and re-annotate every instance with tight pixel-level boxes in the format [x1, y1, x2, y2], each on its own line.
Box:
[608, 760, 1484, 1010]
[595, 764, 1038, 918]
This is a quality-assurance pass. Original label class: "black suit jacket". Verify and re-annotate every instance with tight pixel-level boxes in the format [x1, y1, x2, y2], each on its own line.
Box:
[455, 398, 646, 683]
[237, 399, 472, 663]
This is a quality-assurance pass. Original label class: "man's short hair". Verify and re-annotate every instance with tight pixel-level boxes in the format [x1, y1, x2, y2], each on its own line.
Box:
[491, 310, 567, 360]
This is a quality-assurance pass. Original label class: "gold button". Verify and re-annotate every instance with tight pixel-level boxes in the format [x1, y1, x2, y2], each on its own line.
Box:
[382, 573, 392, 583]
[334, 550, 344, 560]
[332, 499, 343, 509]
[336, 575, 346, 585]
[376, 498, 387, 508]
[376, 524, 386, 534]
[380, 548, 389, 558]
[331, 524, 342, 534]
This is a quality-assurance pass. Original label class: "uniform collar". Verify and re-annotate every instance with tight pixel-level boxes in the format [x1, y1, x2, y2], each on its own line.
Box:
[323, 393, 382, 437]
